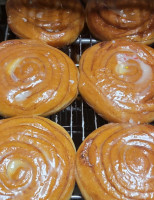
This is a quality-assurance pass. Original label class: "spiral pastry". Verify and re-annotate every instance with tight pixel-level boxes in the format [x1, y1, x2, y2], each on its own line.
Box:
[79, 40, 154, 123]
[76, 123, 154, 200]
[6, 0, 85, 48]
[0, 115, 76, 200]
[86, 0, 154, 45]
[0, 39, 78, 117]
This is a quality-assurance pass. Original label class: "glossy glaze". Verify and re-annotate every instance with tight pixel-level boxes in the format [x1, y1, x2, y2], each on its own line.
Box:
[79, 40, 154, 123]
[86, 0, 154, 45]
[0, 116, 76, 200]
[6, 0, 85, 47]
[76, 123, 154, 200]
[0, 39, 78, 117]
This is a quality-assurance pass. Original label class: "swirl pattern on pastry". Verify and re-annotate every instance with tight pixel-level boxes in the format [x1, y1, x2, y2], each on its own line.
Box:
[86, 0, 154, 45]
[76, 123, 154, 200]
[0, 115, 75, 200]
[0, 39, 78, 117]
[6, 0, 85, 48]
[79, 40, 154, 123]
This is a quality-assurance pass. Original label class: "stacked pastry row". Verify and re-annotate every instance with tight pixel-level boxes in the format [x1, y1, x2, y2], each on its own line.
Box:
[0, 39, 153, 124]
[6, 0, 154, 46]
[0, 116, 153, 200]
[4, 0, 154, 124]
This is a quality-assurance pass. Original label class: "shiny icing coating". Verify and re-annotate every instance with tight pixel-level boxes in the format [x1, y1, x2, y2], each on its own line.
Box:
[0, 116, 76, 200]
[86, 0, 154, 45]
[79, 39, 154, 123]
[76, 123, 154, 200]
[6, 0, 85, 48]
[0, 39, 78, 117]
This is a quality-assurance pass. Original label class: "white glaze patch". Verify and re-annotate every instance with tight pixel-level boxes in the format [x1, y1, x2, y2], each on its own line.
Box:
[7, 160, 28, 177]
[22, 18, 27, 22]
[69, 80, 74, 84]
[129, 118, 134, 124]
[135, 61, 152, 84]
[116, 53, 152, 84]
[34, 90, 55, 103]
[15, 91, 31, 102]
[36, 12, 43, 19]
[6, 58, 23, 75]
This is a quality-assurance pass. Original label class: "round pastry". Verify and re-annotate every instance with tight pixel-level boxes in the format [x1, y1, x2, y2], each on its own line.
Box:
[79, 39, 154, 123]
[0, 39, 78, 117]
[86, 0, 154, 45]
[76, 123, 154, 200]
[6, 0, 85, 48]
[0, 115, 76, 200]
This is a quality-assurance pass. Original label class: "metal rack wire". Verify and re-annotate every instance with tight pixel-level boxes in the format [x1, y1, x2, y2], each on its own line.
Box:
[0, 2, 108, 199]
[1, 2, 153, 200]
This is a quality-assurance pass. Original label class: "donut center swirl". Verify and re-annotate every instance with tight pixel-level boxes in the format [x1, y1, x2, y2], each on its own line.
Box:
[7, 57, 45, 82]
[104, 52, 141, 84]
[125, 146, 150, 175]
[7, 159, 32, 187]
[6, 159, 32, 190]
[116, 60, 138, 76]
[111, 52, 152, 84]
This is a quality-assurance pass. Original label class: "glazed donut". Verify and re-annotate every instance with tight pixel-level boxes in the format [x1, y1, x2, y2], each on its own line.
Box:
[86, 0, 154, 45]
[79, 39, 154, 123]
[0, 115, 76, 200]
[0, 39, 78, 117]
[76, 123, 154, 200]
[6, 0, 85, 48]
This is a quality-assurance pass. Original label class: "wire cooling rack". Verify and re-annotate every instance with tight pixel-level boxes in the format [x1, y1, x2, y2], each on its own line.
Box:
[0, 1, 153, 199]
[0, 2, 108, 199]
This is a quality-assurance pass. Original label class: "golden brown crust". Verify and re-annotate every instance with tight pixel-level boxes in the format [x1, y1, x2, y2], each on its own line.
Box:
[0, 115, 76, 200]
[76, 123, 154, 200]
[79, 40, 154, 123]
[0, 39, 78, 117]
[86, 0, 154, 45]
[6, 0, 85, 48]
